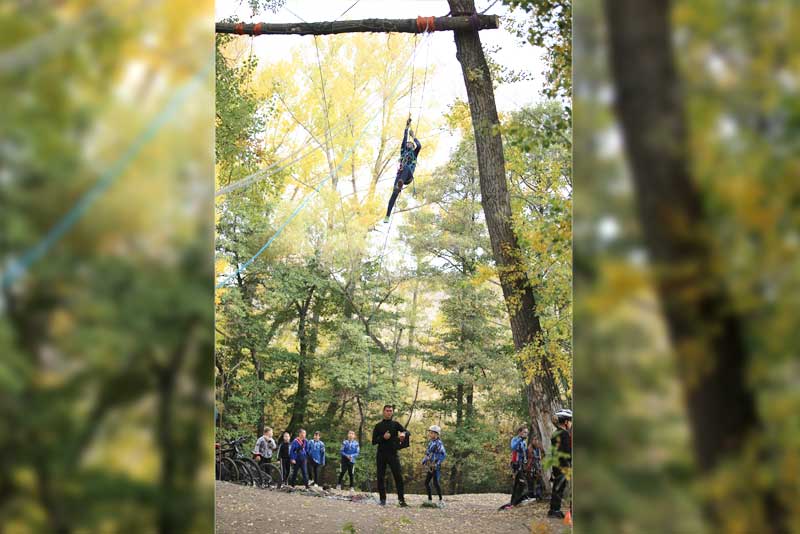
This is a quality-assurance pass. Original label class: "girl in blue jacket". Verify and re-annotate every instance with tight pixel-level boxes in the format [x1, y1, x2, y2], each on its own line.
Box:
[422, 425, 447, 504]
[307, 431, 326, 486]
[337, 430, 360, 490]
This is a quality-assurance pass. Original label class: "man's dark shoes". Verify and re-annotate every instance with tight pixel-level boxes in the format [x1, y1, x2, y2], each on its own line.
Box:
[379, 500, 386, 506]
[398, 500, 409, 508]
[548, 510, 565, 519]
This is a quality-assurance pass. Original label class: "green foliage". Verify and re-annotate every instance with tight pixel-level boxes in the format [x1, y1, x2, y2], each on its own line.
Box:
[214, 24, 571, 497]
[574, 0, 800, 531]
[503, 0, 572, 100]
[503, 102, 572, 393]
[247, 0, 287, 16]
[1, 3, 214, 532]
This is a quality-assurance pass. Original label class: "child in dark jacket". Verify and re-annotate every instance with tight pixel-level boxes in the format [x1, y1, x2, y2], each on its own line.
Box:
[337, 430, 360, 490]
[288, 429, 310, 488]
[277, 431, 292, 485]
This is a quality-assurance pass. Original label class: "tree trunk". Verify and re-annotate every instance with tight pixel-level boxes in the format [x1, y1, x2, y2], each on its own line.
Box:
[456, 370, 464, 427]
[216, 15, 498, 36]
[449, 463, 459, 495]
[250, 345, 265, 437]
[155, 327, 193, 534]
[602, 0, 784, 530]
[319, 396, 341, 429]
[35, 464, 70, 534]
[465, 380, 474, 421]
[356, 395, 366, 446]
[287, 290, 315, 434]
[446, 0, 562, 445]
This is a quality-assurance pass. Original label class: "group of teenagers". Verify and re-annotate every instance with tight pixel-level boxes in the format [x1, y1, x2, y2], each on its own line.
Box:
[250, 404, 572, 516]
[251, 404, 448, 506]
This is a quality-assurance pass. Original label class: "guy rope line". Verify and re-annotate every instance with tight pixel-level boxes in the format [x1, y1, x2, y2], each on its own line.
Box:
[2, 55, 214, 289]
[216, 89, 384, 197]
[216, 1, 391, 198]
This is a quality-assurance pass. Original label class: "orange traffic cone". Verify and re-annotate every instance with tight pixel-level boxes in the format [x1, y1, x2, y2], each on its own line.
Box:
[564, 510, 572, 526]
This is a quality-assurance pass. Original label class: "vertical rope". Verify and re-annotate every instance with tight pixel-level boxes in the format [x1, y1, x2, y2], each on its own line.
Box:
[411, 30, 432, 196]
[408, 33, 418, 118]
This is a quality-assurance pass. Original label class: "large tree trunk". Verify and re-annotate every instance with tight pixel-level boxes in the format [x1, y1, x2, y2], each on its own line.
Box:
[603, 0, 784, 530]
[287, 290, 316, 433]
[250, 345, 265, 437]
[446, 0, 561, 443]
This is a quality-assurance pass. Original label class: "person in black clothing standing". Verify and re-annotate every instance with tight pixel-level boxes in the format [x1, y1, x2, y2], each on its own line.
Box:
[276, 431, 292, 485]
[548, 409, 572, 519]
[372, 404, 409, 507]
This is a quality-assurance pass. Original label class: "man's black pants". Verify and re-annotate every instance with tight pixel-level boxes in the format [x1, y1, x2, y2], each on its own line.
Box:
[338, 457, 355, 488]
[549, 467, 568, 512]
[376, 452, 404, 502]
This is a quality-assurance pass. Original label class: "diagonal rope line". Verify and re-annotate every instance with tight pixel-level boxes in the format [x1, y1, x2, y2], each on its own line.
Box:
[2, 55, 214, 290]
[0, 0, 157, 74]
[338, 0, 362, 19]
[216, 37, 398, 197]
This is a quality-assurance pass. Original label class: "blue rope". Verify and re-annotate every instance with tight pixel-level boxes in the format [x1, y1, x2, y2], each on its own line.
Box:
[216, 92, 378, 289]
[1, 55, 213, 290]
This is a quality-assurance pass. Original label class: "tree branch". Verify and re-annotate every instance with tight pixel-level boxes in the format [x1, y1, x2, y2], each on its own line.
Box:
[216, 15, 499, 36]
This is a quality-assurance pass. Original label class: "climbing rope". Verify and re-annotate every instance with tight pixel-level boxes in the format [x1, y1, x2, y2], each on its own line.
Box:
[217, 83, 392, 197]
[411, 28, 432, 196]
[2, 55, 214, 289]
[408, 33, 418, 119]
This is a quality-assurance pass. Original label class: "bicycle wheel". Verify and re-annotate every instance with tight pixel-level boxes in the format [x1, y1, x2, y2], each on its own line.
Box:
[220, 457, 239, 482]
[233, 459, 254, 486]
[241, 458, 263, 487]
[261, 463, 283, 489]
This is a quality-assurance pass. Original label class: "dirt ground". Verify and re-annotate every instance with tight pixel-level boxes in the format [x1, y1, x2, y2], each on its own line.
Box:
[215, 481, 570, 534]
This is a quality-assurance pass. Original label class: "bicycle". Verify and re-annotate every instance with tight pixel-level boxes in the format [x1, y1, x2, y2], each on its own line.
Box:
[216, 442, 241, 483]
[252, 454, 283, 489]
[217, 437, 261, 487]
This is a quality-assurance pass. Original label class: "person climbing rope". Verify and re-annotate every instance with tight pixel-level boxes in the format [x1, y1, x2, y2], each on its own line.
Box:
[384, 117, 422, 223]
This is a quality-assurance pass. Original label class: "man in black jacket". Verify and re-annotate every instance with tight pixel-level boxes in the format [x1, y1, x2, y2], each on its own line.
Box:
[372, 404, 409, 507]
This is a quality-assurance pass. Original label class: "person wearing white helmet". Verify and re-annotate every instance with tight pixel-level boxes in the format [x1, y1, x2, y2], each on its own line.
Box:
[422, 425, 447, 506]
[548, 408, 572, 519]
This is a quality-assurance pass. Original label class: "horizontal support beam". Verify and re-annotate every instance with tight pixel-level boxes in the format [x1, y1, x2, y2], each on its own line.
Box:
[215, 15, 499, 36]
